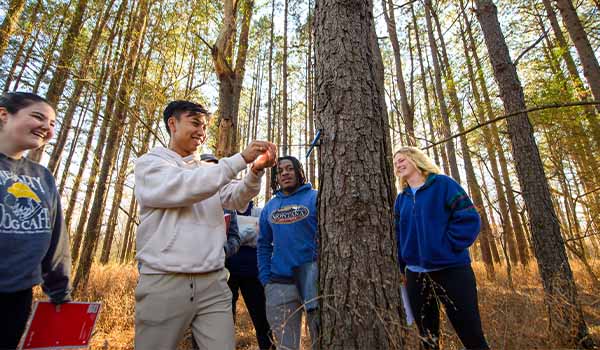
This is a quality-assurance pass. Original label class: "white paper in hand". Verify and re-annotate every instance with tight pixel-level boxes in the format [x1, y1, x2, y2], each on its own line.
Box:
[400, 285, 414, 325]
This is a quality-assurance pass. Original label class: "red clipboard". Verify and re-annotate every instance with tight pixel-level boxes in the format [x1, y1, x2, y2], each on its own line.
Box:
[18, 301, 102, 350]
[224, 213, 231, 235]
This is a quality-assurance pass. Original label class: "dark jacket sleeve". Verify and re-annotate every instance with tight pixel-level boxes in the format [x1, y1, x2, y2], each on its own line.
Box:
[445, 179, 481, 251]
[257, 205, 274, 285]
[41, 194, 72, 304]
[224, 210, 241, 258]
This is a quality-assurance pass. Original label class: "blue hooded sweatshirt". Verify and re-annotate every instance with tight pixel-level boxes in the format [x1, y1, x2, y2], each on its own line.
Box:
[394, 173, 480, 273]
[257, 183, 318, 286]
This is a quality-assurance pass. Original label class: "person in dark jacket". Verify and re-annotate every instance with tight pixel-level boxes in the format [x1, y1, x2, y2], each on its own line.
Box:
[0, 92, 71, 349]
[393, 146, 489, 350]
[226, 200, 273, 350]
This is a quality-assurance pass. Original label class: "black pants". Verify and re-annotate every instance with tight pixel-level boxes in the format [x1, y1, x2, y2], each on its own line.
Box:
[229, 274, 273, 350]
[0, 288, 33, 350]
[406, 265, 489, 350]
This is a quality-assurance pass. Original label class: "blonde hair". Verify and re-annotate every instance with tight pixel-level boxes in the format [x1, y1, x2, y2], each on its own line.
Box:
[393, 146, 441, 190]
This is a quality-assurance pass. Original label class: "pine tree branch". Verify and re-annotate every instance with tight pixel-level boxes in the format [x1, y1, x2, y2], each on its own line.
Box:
[422, 100, 600, 149]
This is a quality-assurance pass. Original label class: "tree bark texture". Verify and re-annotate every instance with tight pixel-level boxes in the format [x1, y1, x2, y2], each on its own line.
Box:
[315, 0, 406, 348]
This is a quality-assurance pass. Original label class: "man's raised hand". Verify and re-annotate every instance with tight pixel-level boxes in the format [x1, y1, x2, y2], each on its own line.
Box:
[241, 141, 277, 171]
[253, 142, 277, 171]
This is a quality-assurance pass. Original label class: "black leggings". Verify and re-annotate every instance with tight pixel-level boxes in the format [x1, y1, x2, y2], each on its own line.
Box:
[0, 288, 33, 350]
[406, 265, 489, 350]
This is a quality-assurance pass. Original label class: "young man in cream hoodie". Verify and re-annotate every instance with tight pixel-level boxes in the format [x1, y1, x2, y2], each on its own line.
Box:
[134, 100, 276, 349]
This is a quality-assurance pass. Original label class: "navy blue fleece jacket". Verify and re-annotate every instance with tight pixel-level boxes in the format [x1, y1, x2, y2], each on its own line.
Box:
[394, 174, 480, 273]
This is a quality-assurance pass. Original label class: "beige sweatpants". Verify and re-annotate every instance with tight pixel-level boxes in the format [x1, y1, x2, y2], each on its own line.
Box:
[134, 269, 234, 350]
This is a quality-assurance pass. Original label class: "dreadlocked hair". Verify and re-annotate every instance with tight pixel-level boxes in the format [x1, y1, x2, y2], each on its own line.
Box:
[270, 156, 306, 194]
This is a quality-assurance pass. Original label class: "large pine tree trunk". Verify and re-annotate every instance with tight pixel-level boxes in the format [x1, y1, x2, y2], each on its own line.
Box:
[475, 1, 593, 347]
[315, 0, 406, 348]
[0, 0, 27, 58]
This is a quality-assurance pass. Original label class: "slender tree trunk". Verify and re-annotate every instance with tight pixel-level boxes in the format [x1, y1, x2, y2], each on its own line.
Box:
[47, 0, 118, 175]
[315, 0, 406, 347]
[100, 26, 158, 264]
[265, 0, 275, 201]
[463, 4, 531, 265]
[554, 0, 600, 114]
[67, 1, 124, 258]
[120, 196, 138, 263]
[542, 0, 600, 150]
[99, 119, 137, 264]
[29, 0, 90, 163]
[252, 50, 263, 140]
[477, 157, 502, 263]
[74, 0, 149, 292]
[2, 0, 42, 92]
[308, 3, 316, 186]
[423, 0, 461, 182]
[475, 1, 593, 346]
[381, 0, 414, 145]
[281, 0, 289, 155]
[57, 89, 91, 194]
[411, 3, 440, 166]
[213, 0, 254, 157]
[0, 0, 27, 58]
[429, 3, 495, 276]
[31, 0, 72, 94]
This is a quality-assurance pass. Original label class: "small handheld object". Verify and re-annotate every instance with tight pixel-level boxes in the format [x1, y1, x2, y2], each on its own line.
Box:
[305, 129, 322, 159]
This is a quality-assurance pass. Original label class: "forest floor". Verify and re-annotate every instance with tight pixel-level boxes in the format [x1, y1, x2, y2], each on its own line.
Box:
[33, 261, 600, 349]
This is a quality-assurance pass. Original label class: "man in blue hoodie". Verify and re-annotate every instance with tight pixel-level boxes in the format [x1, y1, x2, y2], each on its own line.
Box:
[257, 156, 319, 350]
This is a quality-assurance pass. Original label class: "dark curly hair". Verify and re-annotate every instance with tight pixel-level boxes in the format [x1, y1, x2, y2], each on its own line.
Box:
[270, 156, 306, 194]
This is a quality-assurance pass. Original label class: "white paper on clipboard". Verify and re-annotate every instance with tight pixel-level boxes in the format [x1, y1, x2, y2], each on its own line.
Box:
[400, 285, 414, 325]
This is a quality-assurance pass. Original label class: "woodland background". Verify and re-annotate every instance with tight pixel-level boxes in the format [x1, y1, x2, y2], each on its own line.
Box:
[1, 0, 600, 348]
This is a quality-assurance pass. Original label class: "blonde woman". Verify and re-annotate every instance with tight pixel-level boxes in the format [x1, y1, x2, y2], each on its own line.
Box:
[393, 147, 489, 350]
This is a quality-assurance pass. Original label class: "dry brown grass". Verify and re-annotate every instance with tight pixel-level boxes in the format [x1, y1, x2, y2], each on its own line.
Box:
[33, 260, 600, 349]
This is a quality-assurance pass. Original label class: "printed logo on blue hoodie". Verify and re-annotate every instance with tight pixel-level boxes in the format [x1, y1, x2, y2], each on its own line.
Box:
[257, 183, 318, 286]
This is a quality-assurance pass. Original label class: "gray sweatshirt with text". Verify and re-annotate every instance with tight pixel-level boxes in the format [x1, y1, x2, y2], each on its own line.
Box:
[0, 153, 71, 303]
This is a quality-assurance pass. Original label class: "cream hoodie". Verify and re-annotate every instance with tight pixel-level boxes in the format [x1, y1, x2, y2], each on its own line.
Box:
[134, 147, 262, 274]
